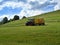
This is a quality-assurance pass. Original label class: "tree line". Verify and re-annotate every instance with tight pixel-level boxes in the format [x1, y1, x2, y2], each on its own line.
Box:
[0, 15, 26, 25]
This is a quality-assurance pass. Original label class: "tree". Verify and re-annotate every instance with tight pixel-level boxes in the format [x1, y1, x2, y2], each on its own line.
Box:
[8, 19, 14, 22]
[0, 22, 2, 25]
[22, 16, 26, 19]
[2, 17, 8, 24]
[13, 15, 19, 20]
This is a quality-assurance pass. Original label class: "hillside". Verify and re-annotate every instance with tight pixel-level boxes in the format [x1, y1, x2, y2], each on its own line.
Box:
[0, 10, 60, 45]
[0, 10, 60, 27]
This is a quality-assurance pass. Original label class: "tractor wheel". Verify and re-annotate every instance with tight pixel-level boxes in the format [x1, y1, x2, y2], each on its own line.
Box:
[39, 24, 41, 25]
[42, 23, 45, 25]
[26, 22, 35, 26]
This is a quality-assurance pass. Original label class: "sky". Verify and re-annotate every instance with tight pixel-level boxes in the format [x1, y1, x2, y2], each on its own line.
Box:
[0, 0, 60, 21]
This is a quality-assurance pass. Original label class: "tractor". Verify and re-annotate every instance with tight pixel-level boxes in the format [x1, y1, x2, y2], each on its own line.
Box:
[26, 18, 45, 26]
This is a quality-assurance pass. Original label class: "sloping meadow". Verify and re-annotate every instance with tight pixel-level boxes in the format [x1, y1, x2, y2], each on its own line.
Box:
[0, 10, 60, 45]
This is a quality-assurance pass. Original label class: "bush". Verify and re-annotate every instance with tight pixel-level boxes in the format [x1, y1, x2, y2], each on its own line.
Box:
[22, 16, 26, 19]
[8, 19, 14, 22]
[2, 17, 8, 24]
[13, 15, 19, 20]
[0, 22, 2, 25]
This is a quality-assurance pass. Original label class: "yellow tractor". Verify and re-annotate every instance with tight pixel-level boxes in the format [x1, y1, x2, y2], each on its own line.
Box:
[26, 18, 45, 26]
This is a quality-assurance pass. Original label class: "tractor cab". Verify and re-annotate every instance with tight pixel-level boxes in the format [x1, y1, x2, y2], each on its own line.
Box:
[26, 18, 35, 26]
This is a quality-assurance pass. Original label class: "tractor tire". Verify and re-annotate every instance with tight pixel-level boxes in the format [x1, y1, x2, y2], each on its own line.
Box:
[26, 22, 35, 26]
[42, 23, 45, 25]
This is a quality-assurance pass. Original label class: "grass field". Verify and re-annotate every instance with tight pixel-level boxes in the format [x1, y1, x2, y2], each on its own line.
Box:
[0, 10, 60, 45]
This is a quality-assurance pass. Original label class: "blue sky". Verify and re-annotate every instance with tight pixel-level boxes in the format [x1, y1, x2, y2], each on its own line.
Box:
[0, 0, 60, 21]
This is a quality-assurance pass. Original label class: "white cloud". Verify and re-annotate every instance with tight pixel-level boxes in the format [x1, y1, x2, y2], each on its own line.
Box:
[26, 10, 44, 17]
[27, 0, 36, 3]
[0, 15, 9, 18]
[27, 0, 47, 4]
[0, 1, 32, 19]
[0, 14, 16, 21]
[0, 15, 9, 21]
[4, 1, 24, 9]
[18, 8, 44, 19]
[0, 1, 25, 10]
[11, 0, 18, 2]
[0, 1, 32, 10]
[0, 0, 3, 2]
[54, 0, 60, 10]
[49, 0, 55, 3]
[54, 4, 60, 10]
[37, 0, 47, 4]
[0, 5, 4, 10]
[0, 0, 60, 21]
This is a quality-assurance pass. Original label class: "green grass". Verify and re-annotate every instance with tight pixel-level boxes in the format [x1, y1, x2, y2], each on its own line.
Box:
[0, 10, 60, 45]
